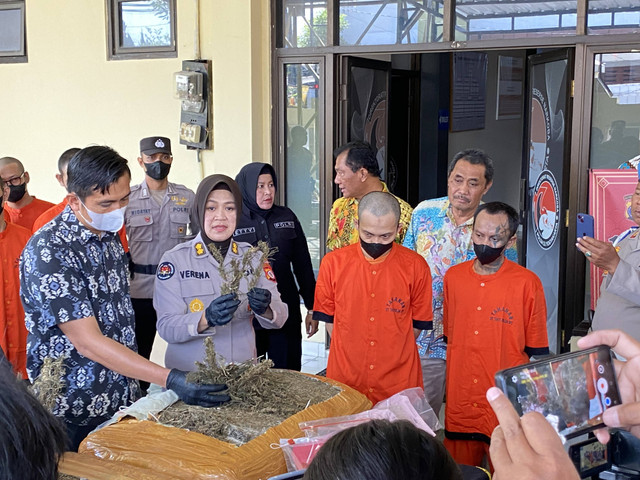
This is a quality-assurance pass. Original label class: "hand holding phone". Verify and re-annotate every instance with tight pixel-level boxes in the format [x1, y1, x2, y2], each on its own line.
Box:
[576, 213, 594, 239]
[494, 345, 622, 440]
[486, 387, 580, 480]
[578, 330, 640, 444]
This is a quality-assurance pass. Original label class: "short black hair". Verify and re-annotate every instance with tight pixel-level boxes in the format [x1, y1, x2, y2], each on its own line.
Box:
[0, 356, 67, 479]
[448, 149, 494, 184]
[474, 201, 519, 237]
[58, 148, 81, 174]
[66, 146, 131, 201]
[333, 141, 381, 178]
[303, 420, 462, 480]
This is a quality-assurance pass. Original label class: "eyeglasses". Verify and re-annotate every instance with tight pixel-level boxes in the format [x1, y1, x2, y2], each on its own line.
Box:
[3, 172, 25, 187]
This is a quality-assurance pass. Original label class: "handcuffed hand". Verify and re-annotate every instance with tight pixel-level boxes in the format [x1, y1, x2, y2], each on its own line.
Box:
[247, 287, 271, 315]
[205, 293, 240, 327]
[166, 369, 230, 407]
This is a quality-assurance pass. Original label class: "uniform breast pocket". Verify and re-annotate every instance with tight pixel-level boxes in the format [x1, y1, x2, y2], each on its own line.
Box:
[170, 212, 190, 239]
[127, 214, 154, 242]
[180, 279, 215, 314]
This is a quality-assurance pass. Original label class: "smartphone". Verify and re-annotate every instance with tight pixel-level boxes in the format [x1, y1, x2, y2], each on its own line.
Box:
[568, 436, 611, 478]
[577, 213, 594, 239]
[495, 345, 621, 439]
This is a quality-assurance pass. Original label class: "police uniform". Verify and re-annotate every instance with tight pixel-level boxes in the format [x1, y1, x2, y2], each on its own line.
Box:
[153, 233, 288, 371]
[592, 226, 640, 341]
[125, 179, 195, 360]
[234, 206, 315, 370]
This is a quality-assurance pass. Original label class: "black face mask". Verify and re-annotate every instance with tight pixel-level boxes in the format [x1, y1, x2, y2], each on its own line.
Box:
[360, 238, 394, 259]
[473, 243, 505, 265]
[7, 183, 26, 203]
[145, 161, 171, 180]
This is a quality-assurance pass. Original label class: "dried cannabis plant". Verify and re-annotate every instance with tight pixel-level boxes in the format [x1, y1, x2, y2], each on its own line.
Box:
[207, 240, 278, 296]
[159, 338, 341, 444]
[30, 356, 65, 411]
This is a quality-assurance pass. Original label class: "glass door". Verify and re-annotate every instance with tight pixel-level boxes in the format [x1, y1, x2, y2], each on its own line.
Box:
[277, 58, 326, 271]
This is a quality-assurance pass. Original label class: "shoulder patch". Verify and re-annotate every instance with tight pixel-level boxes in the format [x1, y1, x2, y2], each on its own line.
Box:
[157, 262, 175, 280]
[263, 261, 276, 282]
[194, 242, 206, 256]
[232, 241, 239, 255]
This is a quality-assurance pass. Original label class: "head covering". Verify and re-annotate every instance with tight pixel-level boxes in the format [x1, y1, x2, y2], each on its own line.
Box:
[192, 174, 243, 244]
[235, 163, 277, 217]
[140, 136, 172, 156]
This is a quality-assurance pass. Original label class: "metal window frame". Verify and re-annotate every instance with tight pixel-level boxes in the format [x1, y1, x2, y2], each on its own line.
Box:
[106, 0, 177, 61]
[0, 0, 27, 64]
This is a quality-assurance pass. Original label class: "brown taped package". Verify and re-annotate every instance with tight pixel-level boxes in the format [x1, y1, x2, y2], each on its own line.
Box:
[59, 452, 177, 479]
[77, 374, 371, 479]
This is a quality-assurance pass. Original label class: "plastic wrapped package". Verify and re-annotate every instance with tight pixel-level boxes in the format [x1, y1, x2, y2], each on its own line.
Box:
[298, 409, 396, 438]
[77, 374, 371, 480]
[372, 387, 441, 434]
[279, 388, 441, 472]
[279, 434, 333, 472]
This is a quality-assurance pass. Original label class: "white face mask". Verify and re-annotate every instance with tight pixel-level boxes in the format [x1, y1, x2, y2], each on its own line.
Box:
[79, 200, 126, 233]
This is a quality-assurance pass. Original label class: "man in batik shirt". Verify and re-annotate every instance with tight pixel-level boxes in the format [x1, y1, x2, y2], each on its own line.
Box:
[403, 149, 517, 417]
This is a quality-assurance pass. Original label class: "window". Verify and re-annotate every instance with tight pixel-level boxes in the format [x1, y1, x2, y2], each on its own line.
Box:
[107, 0, 176, 60]
[0, 1, 26, 63]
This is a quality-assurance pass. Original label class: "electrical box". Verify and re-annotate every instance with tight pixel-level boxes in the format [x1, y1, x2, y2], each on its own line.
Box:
[175, 60, 212, 149]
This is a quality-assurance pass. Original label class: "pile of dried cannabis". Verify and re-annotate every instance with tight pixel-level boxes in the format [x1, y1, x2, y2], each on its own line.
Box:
[157, 338, 339, 445]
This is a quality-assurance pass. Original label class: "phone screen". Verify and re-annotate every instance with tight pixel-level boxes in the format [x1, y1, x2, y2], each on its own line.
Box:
[496, 346, 621, 438]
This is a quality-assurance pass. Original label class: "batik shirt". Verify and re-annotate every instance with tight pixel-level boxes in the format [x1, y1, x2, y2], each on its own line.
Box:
[20, 206, 140, 426]
[326, 182, 413, 251]
[403, 197, 518, 360]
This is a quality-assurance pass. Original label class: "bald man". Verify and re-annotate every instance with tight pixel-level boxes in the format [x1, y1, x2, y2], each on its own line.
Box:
[0, 157, 54, 230]
[313, 191, 433, 403]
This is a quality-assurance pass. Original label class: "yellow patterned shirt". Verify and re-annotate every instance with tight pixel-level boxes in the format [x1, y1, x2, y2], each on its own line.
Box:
[326, 182, 413, 250]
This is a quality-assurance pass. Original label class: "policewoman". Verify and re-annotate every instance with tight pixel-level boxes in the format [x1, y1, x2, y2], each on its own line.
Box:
[153, 174, 287, 371]
[235, 163, 316, 371]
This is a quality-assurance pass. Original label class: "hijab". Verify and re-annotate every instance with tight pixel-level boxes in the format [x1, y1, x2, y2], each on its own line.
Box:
[235, 163, 277, 218]
[192, 174, 243, 250]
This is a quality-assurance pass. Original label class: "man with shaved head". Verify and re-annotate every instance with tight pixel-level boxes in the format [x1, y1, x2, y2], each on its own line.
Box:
[0, 156, 54, 230]
[313, 191, 433, 403]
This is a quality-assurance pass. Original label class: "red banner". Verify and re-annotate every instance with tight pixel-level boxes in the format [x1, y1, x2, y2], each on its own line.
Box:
[588, 169, 638, 310]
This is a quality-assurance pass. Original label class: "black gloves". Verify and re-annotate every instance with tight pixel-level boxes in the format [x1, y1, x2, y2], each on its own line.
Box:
[205, 293, 240, 327]
[247, 287, 271, 315]
[166, 369, 230, 407]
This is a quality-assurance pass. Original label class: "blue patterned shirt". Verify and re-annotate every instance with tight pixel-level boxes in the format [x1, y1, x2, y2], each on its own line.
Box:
[20, 206, 140, 426]
[403, 197, 518, 360]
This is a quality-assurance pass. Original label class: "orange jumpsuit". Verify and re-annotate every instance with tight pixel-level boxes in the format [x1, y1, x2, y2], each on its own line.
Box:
[0, 221, 31, 377]
[443, 259, 549, 467]
[32, 201, 129, 252]
[313, 243, 433, 403]
[3, 197, 55, 231]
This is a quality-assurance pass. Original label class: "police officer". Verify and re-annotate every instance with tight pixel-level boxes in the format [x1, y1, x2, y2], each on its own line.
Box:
[153, 174, 288, 371]
[125, 136, 195, 370]
[235, 163, 316, 370]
